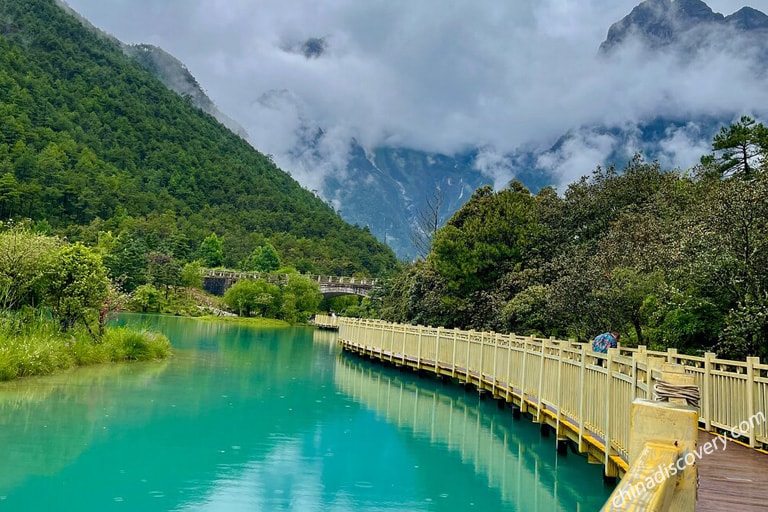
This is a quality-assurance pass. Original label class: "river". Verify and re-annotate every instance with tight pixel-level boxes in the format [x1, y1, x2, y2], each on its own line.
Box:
[0, 314, 612, 511]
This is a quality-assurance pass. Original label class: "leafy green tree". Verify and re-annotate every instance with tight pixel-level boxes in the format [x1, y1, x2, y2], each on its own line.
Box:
[199, 233, 224, 268]
[102, 232, 147, 293]
[242, 243, 281, 272]
[131, 284, 162, 313]
[0, 172, 21, 219]
[45, 242, 110, 333]
[280, 274, 322, 323]
[0, 222, 60, 309]
[429, 182, 538, 329]
[223, 279, 280, 317]
[181, 260, 203, 289]
[146, 251, 182, 299]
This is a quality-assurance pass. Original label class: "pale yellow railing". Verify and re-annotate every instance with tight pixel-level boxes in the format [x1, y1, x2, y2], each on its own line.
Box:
[313, 314, 340, 329]
[335, 318, 768, 468]
[334, 354, 602, 509]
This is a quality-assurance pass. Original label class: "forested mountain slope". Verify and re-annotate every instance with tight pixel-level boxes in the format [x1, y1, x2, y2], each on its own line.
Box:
[0, 0, 396, 277]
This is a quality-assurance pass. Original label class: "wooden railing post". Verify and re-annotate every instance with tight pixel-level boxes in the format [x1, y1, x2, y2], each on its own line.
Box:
[479, 331, 485, 386]
[702, 352, 715, 431]
[536, 338, 547, 422]
[520, 337, 529, 414]
[666, 347, 678, 364]
[463, 331, 470, 382]
[555, 341, 564, 439]
[578, 342, 587, 450]
[746, 356, 759, 447]
[417, 325, 423, 369]
[605, 347, 617, 477]
[451, 329, 458, 377]
[492, 333, 499, 396]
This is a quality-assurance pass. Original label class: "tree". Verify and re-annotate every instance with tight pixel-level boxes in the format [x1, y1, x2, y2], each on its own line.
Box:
[102, 232, 147, 293]
[241, 243, 281, 272]
[701, 116, 768, 179]
[410, 186, 445, 259]
[45, 242, 110, 333]
[223, 279, 281, 317]
[146, 251, 182, 299]
[181, 260, 203, 289]
[199, 233, 224, 267]
[0, 222, 60, 309]
[280, 274, 322, 323]
[131, 284, 162, 313]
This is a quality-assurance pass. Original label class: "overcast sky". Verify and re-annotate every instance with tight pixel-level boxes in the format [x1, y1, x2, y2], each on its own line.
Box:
[61, 0, 766, 189]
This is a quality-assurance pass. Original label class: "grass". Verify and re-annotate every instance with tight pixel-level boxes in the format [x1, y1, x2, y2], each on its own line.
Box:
[0, 311, 171, 382]
[194, 315, 290, 328]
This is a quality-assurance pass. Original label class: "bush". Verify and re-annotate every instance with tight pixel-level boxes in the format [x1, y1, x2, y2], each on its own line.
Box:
[102, 326, 171, 361]
[0, 312, 170, 382]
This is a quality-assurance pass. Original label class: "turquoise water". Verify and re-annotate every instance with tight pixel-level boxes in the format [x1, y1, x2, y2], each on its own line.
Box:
[0, 315, 613, 511]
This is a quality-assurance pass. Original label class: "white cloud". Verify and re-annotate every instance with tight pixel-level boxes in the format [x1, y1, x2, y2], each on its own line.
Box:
[656, 123, 713, 170]
[536, 129, 620, 187]
[61, 0, 768, 191]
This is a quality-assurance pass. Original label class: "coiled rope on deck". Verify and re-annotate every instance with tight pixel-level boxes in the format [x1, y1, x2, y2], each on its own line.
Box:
[653, 379, 700, 408]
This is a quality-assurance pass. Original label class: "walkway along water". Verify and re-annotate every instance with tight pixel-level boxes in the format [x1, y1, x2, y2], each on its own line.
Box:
[328, 316, 768, 511]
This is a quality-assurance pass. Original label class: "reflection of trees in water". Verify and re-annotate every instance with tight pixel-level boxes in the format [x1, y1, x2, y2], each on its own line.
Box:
[0, 361, 169, 492]
[334, 354, 611, 511]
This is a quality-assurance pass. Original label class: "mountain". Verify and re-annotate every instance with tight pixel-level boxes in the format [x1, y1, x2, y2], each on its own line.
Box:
[122, 44, 250, 140]
[0, 0, 397, 277]
[319, 0, 768, 259]
[599, 0, 768, 56]
[300, 0, 768, 259]
[51, 0, 767, 261]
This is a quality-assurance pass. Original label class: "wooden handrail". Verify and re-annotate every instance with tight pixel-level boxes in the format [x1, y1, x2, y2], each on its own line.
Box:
[334, 318, 768, 450]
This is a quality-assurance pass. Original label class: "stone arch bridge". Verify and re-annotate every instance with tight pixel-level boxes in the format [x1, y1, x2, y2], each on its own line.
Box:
[202, 270, 379, 298]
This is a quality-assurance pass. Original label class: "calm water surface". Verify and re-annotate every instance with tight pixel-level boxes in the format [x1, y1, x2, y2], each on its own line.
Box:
[0, 314, 613, 511]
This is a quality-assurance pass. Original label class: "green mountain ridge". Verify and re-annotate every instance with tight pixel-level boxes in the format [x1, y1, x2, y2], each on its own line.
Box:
[0, 0, 397, 277]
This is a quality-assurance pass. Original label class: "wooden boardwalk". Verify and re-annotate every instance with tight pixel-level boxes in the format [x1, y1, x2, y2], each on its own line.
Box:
[697, 430, 768, 511]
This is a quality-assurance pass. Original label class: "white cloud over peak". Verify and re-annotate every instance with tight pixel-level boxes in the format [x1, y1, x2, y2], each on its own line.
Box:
[62, 0, 767, 190]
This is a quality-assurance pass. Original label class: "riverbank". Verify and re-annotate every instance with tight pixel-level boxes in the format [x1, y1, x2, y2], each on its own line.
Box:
[194, 315, 290, 328]
[0, 313, 171, 382]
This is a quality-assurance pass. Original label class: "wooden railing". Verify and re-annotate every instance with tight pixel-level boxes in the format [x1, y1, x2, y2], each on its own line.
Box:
[313, 314, 339, 329]
[334, 354, 602, 509]
[335, 318, 768, 472]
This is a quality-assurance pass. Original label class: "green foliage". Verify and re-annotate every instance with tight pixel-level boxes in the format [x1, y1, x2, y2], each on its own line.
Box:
[241, 243, 281, 272]
[45, 242, 109, 330]
[280, 274, 323, 324]
[376, 139, 768, 360]
[199, 233, 224, 268]
[181, 260, 203, 288]
[131, 284, 163, 313]
[0, 311, 170, 381]
[0, 221, 60, 309]
[146, 251, 182, 298]
[700, 116, 768, 179]
[223, 279, 281, 317]
[101, 326, 172, 361]
[0, 0, 396, 278]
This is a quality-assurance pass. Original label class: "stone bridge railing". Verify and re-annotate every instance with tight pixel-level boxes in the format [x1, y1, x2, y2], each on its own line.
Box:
[201, 269, 379, 297]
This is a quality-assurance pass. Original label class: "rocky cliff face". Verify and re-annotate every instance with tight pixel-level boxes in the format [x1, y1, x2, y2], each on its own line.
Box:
[58, 0, 768, 260]
[599, 0, 768, 55]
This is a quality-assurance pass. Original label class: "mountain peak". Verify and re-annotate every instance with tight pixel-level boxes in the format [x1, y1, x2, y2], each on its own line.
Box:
[599, 0, 725, 53]
[725, 7, 768, 30]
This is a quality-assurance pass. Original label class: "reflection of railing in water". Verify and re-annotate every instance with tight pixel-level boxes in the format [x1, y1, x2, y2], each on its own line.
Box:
[313, 314, 339, 330]
[334, 354, 607, 511]
[338, 318, 648, 478]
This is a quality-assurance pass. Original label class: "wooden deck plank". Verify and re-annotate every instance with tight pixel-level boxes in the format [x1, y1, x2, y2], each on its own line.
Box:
[697, 430, 768, 511]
